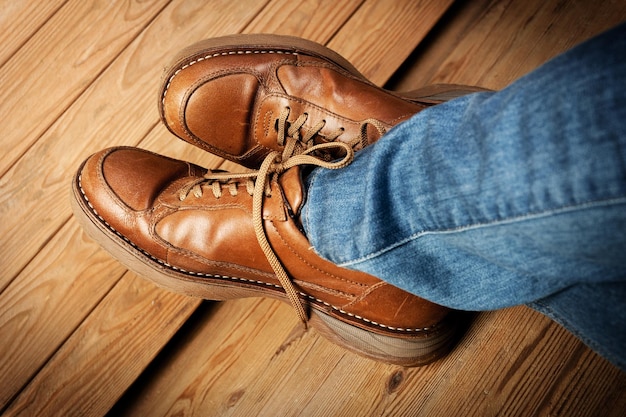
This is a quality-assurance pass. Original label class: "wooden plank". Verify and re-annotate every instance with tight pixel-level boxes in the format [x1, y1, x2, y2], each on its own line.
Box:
[0, 0, 265, 289]
[408, 311, 624, 417]
[0, 0, 450, 413]
[107, 301, 626, 416]
[0, 0, 364, 414]
[0, 0, 268, 411]
[327, 0, 454, 85]
[113, 299, 378, 417]
[385, 0, 494, 91]
[107, 299, 305, 417]
[4, 1, 623, 416]
[0, 219, 125, 410]
[389, 0, 626, 90]
[244, 0, 361, 41]
[0, 0, 66, 67]
[108, 0, 626, 416]
[0, 0, 172, 177]
[2, 272, 198, 417]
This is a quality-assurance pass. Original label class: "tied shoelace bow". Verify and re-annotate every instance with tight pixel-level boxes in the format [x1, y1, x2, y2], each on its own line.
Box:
[179, 139, 354, 325]
[178, 116, 386, 325]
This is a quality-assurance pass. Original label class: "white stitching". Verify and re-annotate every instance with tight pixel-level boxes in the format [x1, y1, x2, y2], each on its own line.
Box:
[77, 173, 432, 333]
[161, 49, 298, 106]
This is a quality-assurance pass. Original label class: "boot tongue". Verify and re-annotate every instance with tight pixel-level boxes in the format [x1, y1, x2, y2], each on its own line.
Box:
[278, 166, 305, 214]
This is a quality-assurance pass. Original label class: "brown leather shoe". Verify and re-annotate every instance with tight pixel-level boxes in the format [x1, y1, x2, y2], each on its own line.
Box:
[159, 33, 486, 168]
[71, 144, 459, 366]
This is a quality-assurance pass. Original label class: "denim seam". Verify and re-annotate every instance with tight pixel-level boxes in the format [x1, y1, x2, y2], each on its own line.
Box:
[338, 196, 626, 268]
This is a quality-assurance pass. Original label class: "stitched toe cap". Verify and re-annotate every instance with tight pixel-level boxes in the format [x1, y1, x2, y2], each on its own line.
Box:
[76, 146, 204, 232]
[100, 147, 196, 210]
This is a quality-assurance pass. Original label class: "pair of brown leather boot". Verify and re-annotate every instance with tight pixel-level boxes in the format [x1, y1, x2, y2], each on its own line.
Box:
[71, 34, 481, 366]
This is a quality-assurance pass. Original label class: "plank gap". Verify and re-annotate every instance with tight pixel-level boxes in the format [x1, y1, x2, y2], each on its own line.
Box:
[0, 262, 128, 414]
[323, 0, 368, 46]
[104, 301, 217, 417]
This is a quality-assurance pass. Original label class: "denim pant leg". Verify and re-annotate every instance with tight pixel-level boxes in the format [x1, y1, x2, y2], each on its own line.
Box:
[301, 23, 626, 369]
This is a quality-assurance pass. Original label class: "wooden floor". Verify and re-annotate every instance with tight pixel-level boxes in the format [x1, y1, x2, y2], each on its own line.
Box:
[1, 0, 625, 415]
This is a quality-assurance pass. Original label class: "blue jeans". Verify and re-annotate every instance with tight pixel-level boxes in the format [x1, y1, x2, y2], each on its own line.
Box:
[301, 23, 626, 370]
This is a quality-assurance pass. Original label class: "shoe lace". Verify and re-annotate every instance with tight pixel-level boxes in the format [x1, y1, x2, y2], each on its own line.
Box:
[179, 138, 355, 325]
[276, 107, 387, 156]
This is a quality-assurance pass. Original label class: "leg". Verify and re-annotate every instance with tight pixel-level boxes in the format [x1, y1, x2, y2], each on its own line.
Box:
[301, 23, 626, 369]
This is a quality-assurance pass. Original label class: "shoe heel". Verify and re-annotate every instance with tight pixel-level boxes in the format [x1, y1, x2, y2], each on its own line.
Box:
[309, 309, 460, 366]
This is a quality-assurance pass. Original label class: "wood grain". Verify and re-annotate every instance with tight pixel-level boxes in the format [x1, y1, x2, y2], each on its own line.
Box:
[1, 0, 625, 416]
[244, 0, 362, 42]
[108, 298, 339, 416]
[1, 0, 420, 414]
[389, 0, 626, 90]
[108, 302, 626, 417]
[328, 0, 454, 85]
[0, 219, 124, 410]
[0, 0, 66, 67]
[3, 272, 198, 417]
[0, 0, 171, 176]
[0, 0, 264, 289]
[0, 0, 267, 410]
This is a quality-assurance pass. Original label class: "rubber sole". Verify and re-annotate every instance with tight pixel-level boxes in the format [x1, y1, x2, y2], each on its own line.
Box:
[70, 169, 458, 366]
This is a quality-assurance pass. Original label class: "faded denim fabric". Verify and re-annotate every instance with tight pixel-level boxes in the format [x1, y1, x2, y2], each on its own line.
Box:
[302, 23, 626, 370]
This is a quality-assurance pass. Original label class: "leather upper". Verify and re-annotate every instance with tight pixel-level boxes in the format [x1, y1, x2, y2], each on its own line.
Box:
[77, 147, 449, 335]
[160, 40, 425, 168]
